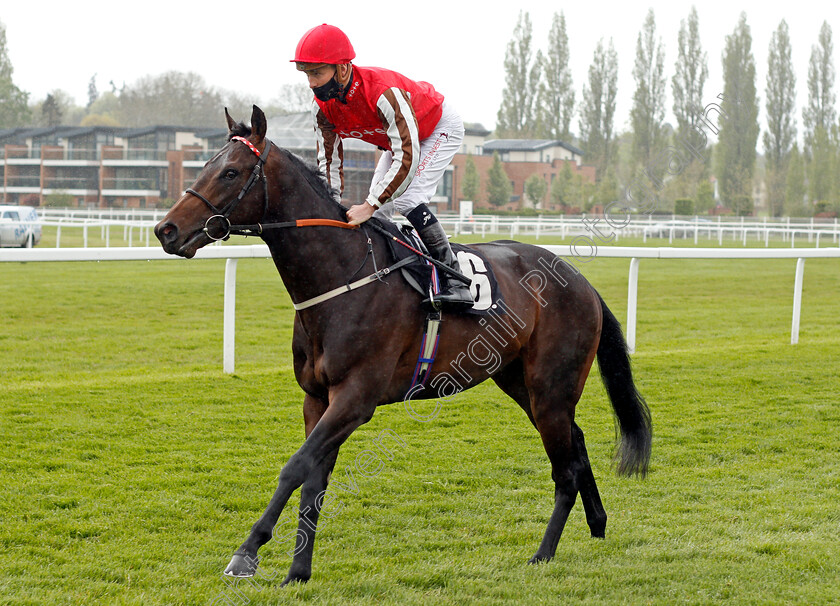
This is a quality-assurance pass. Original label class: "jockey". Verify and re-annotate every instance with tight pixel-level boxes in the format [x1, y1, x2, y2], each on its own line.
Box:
[292, 23, 474, 309]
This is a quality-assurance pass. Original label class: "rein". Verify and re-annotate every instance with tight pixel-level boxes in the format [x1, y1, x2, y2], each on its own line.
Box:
[227, 217, 359, 237]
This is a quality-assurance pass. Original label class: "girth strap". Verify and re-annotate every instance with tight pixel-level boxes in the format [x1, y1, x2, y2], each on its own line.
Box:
[292, 256, 415, 311]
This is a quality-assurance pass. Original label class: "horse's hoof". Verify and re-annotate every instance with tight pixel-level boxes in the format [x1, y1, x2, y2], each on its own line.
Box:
[280, 572, 310, 587]
[224, 553, 259, 577]
[528, 553, 552, 565]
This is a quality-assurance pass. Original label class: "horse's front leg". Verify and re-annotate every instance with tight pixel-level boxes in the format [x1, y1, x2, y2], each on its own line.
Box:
[281, 394, 339, 585]
[224, 388, 376, 578]
[280, 446, 340, 585]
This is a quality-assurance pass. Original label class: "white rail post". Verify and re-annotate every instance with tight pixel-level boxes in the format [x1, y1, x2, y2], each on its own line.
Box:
[791, 257, 805, 345]
[627, 257, 640, 354]
[223, 258, 238, 373]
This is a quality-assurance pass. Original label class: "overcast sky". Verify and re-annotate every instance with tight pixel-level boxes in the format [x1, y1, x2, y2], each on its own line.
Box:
[3, 1, 837, 137]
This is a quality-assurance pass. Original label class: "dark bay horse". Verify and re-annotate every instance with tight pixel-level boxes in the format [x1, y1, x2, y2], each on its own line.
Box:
[154, 106, 651, 585]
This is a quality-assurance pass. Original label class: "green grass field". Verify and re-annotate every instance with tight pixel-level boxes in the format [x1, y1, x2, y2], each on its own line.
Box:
[1, 237, 838, 605]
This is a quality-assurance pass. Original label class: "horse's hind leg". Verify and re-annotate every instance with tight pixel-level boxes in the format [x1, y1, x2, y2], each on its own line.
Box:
[528, 395, 578, 563]
[571, 423, 606, 538]
[493, 364, 606, 552]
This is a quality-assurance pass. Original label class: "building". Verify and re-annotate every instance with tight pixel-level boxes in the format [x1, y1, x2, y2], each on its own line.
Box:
[1, 114, 595, 213]
[461, 123, 492, 155]
[0, 124, 225, 208]
[483, 139, 584, 164]
[0, 115, 378, 209]
[451, 138, 595, 213]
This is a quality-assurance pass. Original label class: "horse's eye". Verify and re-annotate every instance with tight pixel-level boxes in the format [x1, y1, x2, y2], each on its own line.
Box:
[222, 169, 238, 180]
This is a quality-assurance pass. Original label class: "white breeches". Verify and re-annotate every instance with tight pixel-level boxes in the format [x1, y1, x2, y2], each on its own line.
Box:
[372, 101, 464, 222]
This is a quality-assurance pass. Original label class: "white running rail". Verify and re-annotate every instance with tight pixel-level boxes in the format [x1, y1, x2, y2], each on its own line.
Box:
[2, 245, 838, 370]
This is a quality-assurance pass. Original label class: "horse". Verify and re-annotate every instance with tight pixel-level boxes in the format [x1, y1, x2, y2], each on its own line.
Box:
[154, 105, 651, 585]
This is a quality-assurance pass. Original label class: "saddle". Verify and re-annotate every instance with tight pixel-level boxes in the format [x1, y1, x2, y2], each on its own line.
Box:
[369, 218, 503, 316]
[365, 218, 508, 389]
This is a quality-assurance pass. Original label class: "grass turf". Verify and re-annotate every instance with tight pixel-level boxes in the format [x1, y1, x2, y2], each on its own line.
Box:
[1, 241, 838, 605]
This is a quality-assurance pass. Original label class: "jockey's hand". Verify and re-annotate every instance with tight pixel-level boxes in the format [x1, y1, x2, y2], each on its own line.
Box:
[346, 202, 376, 225]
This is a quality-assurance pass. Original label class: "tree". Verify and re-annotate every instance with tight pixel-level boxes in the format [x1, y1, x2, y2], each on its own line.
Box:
[672, 7, 708, 141]
[715, 13, 759, 206]
[30, 89, 80, 127]
[42, 93, 63, 127]
[524, 174, 548, 208]
[674, 198, 693, 215]
[267, 83, 313, 115]
[529, 50, 547, 136]
[630, 9, 666, 172]
[802, 22, 836, 203]
[550, 161, 573, 207]
[539, 12, 575, 140]
[763, 20, 797, 216]
[87, 74, 98, 110]
[461, 155, 480, 201]
[0, 20, 31, 127]
[579, 38, 618, 178]
[696, 179, 715, 212]
[486, 152, 512, 207]
[668, 8, 710, 218]
[785, 143, 808, 215]
[117, 71, 225, 127]
[808, 123, 835, 204]
[496, 11, 536, 137]
[595, 167, 619, 205]
[803, 22, 836, 154]
[82, 91, 121, 127]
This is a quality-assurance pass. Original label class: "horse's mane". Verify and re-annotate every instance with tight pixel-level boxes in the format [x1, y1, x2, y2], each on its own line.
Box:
[280, 149, 343, 209]
[225, 122, 347, 219]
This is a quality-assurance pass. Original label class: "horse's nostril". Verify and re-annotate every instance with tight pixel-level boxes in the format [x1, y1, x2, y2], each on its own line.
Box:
[155, 222, 178, 244]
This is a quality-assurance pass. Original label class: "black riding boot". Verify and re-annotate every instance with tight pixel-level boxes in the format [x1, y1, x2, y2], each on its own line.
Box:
[406, 204, 475, 310]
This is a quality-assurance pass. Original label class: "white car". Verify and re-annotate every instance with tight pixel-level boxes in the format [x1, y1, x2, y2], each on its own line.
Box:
[0, 205, 42, 248]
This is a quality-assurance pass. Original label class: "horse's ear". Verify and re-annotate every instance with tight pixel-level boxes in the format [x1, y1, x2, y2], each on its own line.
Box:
[250, 105, 267, 143]
[225, 107, 237, 132]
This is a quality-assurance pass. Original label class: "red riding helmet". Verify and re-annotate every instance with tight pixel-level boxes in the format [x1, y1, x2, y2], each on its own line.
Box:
[291, 24, 356, 65]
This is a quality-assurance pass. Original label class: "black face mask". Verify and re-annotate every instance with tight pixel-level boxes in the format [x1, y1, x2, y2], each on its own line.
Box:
[312, 78, 343, 102]
[312, 70, 353, 103]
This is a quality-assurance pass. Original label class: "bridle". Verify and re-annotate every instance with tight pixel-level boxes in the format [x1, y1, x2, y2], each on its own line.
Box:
[185, 135, 272, 241]
[185, 136, 356, 241]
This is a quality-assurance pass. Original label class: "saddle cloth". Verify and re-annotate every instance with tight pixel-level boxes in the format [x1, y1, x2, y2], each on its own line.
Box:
[371, 218, 502, 315]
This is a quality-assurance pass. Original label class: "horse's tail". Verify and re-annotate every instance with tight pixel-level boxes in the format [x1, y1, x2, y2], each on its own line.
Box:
[595, 293, 652, 477]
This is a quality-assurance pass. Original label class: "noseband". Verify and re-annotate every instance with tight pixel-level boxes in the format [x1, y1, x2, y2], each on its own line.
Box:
[185, 136, 272, 241]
